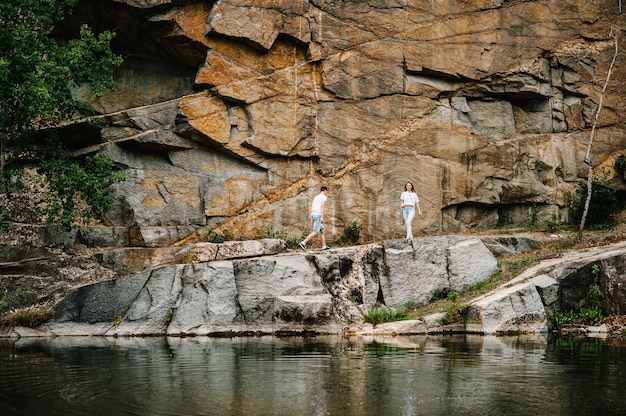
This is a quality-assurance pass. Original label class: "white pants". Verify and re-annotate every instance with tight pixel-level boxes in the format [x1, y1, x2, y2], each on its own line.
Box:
[403, 207, 415, 239]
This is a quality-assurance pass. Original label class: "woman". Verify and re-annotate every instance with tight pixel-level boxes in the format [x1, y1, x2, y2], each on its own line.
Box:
[400, 182, 422, 239]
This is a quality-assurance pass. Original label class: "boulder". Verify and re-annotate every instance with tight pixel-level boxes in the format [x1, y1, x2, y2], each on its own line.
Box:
[466, 282, 548, 335]
[380, 237, 498, 307]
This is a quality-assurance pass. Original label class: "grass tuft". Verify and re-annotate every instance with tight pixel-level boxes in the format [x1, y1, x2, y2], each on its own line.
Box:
[364, 305, 411, 325]
[0, 309, 53, 328]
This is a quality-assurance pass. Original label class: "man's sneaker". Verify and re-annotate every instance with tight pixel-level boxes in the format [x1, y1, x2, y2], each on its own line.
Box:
[321, 245, 330, 251]
[299, 241, 307, 251]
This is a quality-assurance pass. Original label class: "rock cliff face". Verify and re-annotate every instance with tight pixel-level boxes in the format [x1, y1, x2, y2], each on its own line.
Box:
[3, 0, 626, 338]
[22, 0, 621, 244]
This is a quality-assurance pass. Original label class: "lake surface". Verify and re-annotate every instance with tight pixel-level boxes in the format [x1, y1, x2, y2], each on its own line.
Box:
[1, 334, 625, 416]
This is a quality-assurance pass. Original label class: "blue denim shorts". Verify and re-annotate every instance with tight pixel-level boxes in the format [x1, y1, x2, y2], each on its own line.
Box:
[311, 214, 324, 232]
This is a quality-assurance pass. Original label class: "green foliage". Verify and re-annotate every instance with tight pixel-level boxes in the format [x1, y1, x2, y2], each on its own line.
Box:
[64, 25, 123, 97]
[466, 268, 502, 296]
[207, 229, 228, 243]
[544, 213, 562, 233]
[591, 264, 601, 278]
[442, 305, 469, 325]
[503, 258, 532, 277]
[0, 0, 124, 226]
[553, 308, 577, 327]
[0, 0, 122, 135]
[569, 177, 620, 230]
[286, 228, 309, 250]
[524, 204, 539, 229]
[364, 305, 410, 325]
[448, 290, 459, 305]
[614, 153, 626, 173]
[338, 220, 362, 246]
[41, 148, 124, 226]
[553, 266, 605, 328]
[578, 305, 604, 326]
[553, 306, 604, 327]
[286, 238, 301, 250]
[164, 308, 173, 325]
[258, 226, 288, 240]
[0, 289, 36, 312]
[524, 205, 564, 233]
[257, 226, 309, 250]
[258, 226, 309, 249]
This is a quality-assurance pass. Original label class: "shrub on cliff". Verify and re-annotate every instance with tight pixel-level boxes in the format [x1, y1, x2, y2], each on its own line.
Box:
[0, 0, 124, 227]
[338, 220, 363, 246]
[569, 178, 620, 230]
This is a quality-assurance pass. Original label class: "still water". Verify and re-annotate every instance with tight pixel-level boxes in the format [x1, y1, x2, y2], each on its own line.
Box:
[1, 334, 625, 416]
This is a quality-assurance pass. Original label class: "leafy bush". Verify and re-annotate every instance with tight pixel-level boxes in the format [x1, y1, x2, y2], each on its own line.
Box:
[553, 264, 605, 328]
[553, 308, 576, 327]
[569, 177, 620, 230]
[553, 306, 604, 327]
[338, 220, 362, 246]
[0, 1, 124, 227]
[544, 213, 562, 233]
[42, 150, 125, 226]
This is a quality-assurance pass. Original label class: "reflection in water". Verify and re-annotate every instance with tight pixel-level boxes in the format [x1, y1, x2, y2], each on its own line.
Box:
[1, 334, 625, 416]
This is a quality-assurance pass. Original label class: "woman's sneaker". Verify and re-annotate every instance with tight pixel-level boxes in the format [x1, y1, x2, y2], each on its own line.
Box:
[299, 241, 307, 251]
[321, 245, 330, 251]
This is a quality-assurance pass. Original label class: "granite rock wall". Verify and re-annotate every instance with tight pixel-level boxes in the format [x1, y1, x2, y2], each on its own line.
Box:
[8, 0, 626, 244]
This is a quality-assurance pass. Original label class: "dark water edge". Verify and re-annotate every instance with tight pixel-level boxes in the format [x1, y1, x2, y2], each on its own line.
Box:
[1, 334, 625, 416]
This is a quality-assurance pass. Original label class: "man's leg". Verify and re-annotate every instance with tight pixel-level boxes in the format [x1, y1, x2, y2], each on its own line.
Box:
[303, 231, 317, 244]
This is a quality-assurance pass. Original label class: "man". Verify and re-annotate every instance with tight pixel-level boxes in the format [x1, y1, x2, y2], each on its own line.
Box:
[299, 186, 330, 251]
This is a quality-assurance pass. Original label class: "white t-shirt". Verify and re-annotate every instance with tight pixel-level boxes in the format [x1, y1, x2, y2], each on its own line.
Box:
[400, 191, 419, 207]
[311, 193, 327, 216]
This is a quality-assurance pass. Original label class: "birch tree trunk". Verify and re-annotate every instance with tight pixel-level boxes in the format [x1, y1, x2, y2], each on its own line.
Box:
[578, 29, 620, 239]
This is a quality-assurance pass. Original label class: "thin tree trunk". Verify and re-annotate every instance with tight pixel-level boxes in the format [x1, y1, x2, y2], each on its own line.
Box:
[578, 30, 620, 239]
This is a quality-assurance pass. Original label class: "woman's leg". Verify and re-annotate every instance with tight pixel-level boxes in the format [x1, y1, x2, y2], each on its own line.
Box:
[404, 208, 415, 238]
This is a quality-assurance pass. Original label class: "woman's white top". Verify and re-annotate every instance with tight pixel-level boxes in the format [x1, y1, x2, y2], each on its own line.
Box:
[400, 191, 419, 207]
